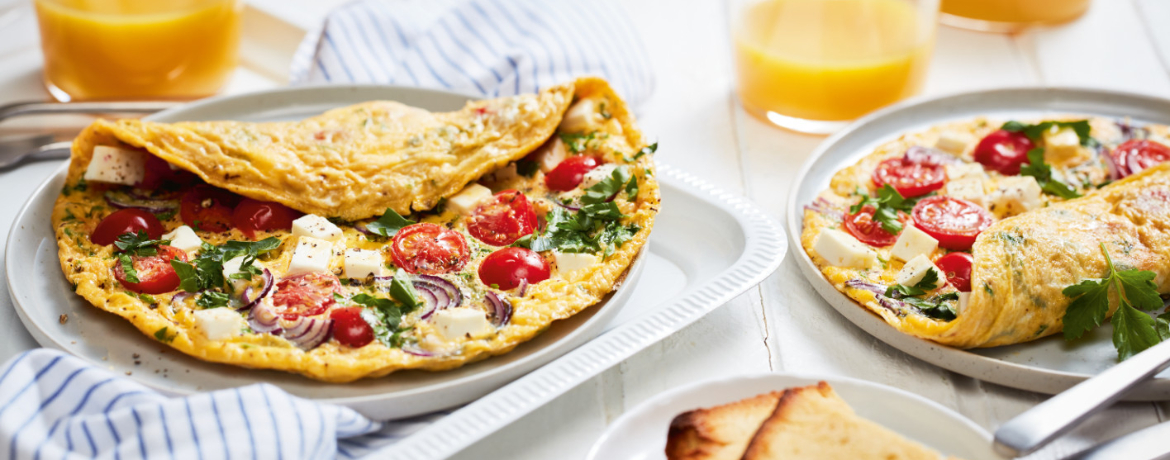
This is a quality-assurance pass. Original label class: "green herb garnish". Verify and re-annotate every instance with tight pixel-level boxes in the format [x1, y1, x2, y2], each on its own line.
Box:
[367, 208, 415, 237]
[1002, 120, 1093, 145]
[118, 254, 139, 283]
[1019, 148, 1082, 199]
[114, 231, 170, 257]
[196, 291, 230, 309]
[154, 327, 174, 343]
[884, 269, 940, 298]
[1062, 243, 1164, 360]
[850, 185, 915, 234]
[559, 132, 596, 153]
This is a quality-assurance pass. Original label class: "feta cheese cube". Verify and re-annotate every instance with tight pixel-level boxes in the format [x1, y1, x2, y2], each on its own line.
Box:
[559, 99, 602, 132]
[193, 308, 247, 341]
[291, 214, 343, 242]
[579, 164, 618, 189]
[344, 249, 384, 279]
[222, 255, 267, 293]
[286, 236, 334, 276]
[935, 131, 973, 155]
[890, 225, 939, 262]
[447, 183, 494, 215]
[989, 176, 1043, 217]
[532, 138, 568, 173]
[944, 177, 987, 207]
[813, 229, 878, 269]
[554, 251, 598, 276]
[957, 292, 970, 314]
[84, 145, 147, 186]
[162, 225, 203, 254]
[1042, 127, 1091, 166]
[944, 162, 987, 181]
[895, 255, 942, 288]
[432, 308, 494, 341]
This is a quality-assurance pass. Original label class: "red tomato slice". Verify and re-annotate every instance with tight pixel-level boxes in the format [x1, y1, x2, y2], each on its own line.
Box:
[843, 205, 902, 247]
[138, 154, 199, 190]
[390, 223, 470, 275]
[467, 190, 537, 246]
[272, 273, 341, 320]
[1110, 139, 1170, 178]
[911, 196, 993, 251]
[935, 252, 974, 292]
[180, 185, 240, 233]
[91, 208, 165, 246]
[872, 158, 947, 198]
[545, 156, 601, 192]
[114, 245, 188, 294]
[231, 198, 303, 239]
[478, 247, 550, 290]
[973, 129, 1036, 175]
[329, 307, 374, 348]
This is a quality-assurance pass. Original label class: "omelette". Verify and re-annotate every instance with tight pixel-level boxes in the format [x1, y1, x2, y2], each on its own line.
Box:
[801, 116, 1170, 348]
[52, 77, 660, 382]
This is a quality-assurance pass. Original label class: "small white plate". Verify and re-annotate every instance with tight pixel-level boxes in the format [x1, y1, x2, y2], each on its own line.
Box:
[587, 372, 997, 460]
[787, 87, 1170, 399]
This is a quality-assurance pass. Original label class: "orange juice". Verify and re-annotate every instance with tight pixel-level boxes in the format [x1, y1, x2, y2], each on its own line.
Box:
[733, 0, 933, 124]
[941, 0, 1090, 26]
[35, 0, 242, 101]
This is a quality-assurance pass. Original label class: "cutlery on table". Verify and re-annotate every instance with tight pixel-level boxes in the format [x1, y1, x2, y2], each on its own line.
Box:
[0, 100, 179, 170]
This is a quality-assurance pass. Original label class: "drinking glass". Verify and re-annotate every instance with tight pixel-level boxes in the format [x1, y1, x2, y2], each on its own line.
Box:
[940, 0, 1091, 33]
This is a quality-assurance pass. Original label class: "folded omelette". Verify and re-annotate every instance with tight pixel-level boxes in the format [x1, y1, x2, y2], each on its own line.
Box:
[53, 77, 660, 382]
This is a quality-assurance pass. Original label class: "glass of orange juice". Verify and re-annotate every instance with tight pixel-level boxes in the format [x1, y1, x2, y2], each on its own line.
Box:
[34, 0, 243, 101]
[940, 0, 1091, 33]
[732, 0, 938, 134]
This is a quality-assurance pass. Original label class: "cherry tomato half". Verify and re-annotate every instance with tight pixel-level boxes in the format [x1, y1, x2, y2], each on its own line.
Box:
[843, 205, 902, 247]
[468, 190, 538, 246]
[231, 198, 303, 240]
[478, 247, 550, 290]
[935, 252, 974, 292]
[179, 185, 240, 233]
[330, 307, 374, 348]
[272, 273, 341, 320]
[390, 223, 470, 275]
[911, 196, 994, 251]
[113, 245, 188, 294]
[1110, 139, 1170, 178]
[90, 208, 165, 246]
[138, 154, 199, 190]
[872, 157, 947, 198]
[545, 156, 601, 192]
[973, 129, 1036, 175]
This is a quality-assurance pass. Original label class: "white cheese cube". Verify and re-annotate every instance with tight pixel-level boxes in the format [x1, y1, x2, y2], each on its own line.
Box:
[432, 308, 494, 341]
[812, 229, 878, 269]
[533, 138, 568, 173]
[84, 145, 147, 186]
[162, 225, 203, 254]
[447, 183, 494, 215]
[944, 177, 987, 208]
[895, 255, 942, 288]
[579, 164, 618, 190]
[193, 308, 247, 341]
[344, 249, 384, 279]
[559, 99, 602, 132]
[989, 176, 1043, 217]
[1042, 127, 1091, 166]
[291, 214, 343, 242]
[957, 292, 970, 313]
[944, 163, 987, 181]
[222, 256, 267, 293]
[554, 251, 598, 276]
[935, 131, 972, 155]
[286, 236, 333, 276]
[890, 225, 939, 262]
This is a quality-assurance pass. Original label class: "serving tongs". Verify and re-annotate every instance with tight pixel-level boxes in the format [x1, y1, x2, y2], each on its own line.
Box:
[0, 100, 178, 170]
[994, 338, 1170, 459]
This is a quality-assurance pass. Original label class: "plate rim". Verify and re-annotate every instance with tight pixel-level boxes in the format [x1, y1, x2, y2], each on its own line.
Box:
[785, 85, 1170, 398]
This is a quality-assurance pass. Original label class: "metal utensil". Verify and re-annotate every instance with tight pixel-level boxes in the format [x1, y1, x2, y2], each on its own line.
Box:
[0, 101, 179, 122]
[1061, 419, 1170, 460]
[994, 338, 1170, 458]
[0, 141, 72, 171]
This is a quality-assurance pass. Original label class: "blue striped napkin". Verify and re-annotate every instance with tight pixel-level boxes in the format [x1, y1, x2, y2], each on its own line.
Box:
[290, 0, 655, 108]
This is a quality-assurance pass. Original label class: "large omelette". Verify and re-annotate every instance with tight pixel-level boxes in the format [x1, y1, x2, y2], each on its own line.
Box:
[802, 116, 1170, 348]
[52, 77, 660, 382]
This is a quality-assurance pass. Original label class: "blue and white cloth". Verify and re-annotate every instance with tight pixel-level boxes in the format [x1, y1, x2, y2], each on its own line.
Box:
[291, 0, 655, 108]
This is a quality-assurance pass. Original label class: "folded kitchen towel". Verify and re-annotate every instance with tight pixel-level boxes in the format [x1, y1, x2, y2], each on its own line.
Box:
[291, 0, 655, 108]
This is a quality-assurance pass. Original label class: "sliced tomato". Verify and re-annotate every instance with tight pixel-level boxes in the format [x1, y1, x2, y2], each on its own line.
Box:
[545, 156, 601, 191]
[911, 196, 993, 251]
[467, 190, 538, 246]
[843, 205, 902, 247]
[138, 154, 199, 190]
[478, 247, 550, 290]
[272, 273, 340, 320]
[231, 198, 303, 239]
[330, 307, 374, 348]
[935, 252, 974, 292]
[179, 185, 240, 233]
[872, 158, 947, 198]
[973, 129, 1036, 175]
[114, 245, 188, 294]
[1110, 139, 1170, 178]
[90, 208, 165, 246]
[390, 223, 470, 275]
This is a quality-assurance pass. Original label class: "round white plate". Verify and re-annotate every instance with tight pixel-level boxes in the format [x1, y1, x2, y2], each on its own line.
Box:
[5, 85, 646, 419]
[586, 372, 996, 460]
[787, 87, 1170, 399]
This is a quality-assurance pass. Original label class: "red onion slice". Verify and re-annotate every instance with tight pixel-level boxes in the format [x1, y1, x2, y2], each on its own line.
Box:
[237, 269, 274, 311]
[485, 292, 512, 327]
[414, 284, 441, 319]
[904, 145, 961, 166]
[281, 317, 333, 350]
[376, 275, 463, 318]
[354, 223, 378, 237]
[171, 291, 194, 304]
[1101, 146, 1124, 180]
[804, 197, 844, 220]
[844, 279, 885, 295]
[417, 275, 462, 307]
[554, 198, 581, 211]
[517, 279, 529, 297]
[103, 190, 178, 214]
[402, 345, 435, 357]
[248, 302, 282, 334]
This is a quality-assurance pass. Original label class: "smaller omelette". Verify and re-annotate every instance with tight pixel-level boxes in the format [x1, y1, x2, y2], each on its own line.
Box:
[802, 116, 1170, 348]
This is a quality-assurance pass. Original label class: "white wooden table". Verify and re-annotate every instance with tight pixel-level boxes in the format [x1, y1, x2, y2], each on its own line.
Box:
[2, 1, 1169, 458]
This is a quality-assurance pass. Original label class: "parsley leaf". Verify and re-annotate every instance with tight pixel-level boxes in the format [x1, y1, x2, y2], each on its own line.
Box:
[1112, 302, 1162, 360]
[154, 327, 174, 343]
[516, 159, 539, 177]
[171, 238, 282, 293]
[118, 254, 139, 283]
[1019, 148, 1082, 199]
[389, 269, 422, 311]
[1002, 120, 1093, 145]
[1062, 243, 1165, 359]
[903, 292, 959, 321]
[367, 208, 415, 237]
[352, 293, 409, 347]
[884, 270, 940, 298]
[528, 166, 640, 255]
[114, 230, 170, 257]
[850, 185, 914, 234]
[559, 132, 596, 153]
[625, 176, 638, 199]
[196, 291, 230, 309]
